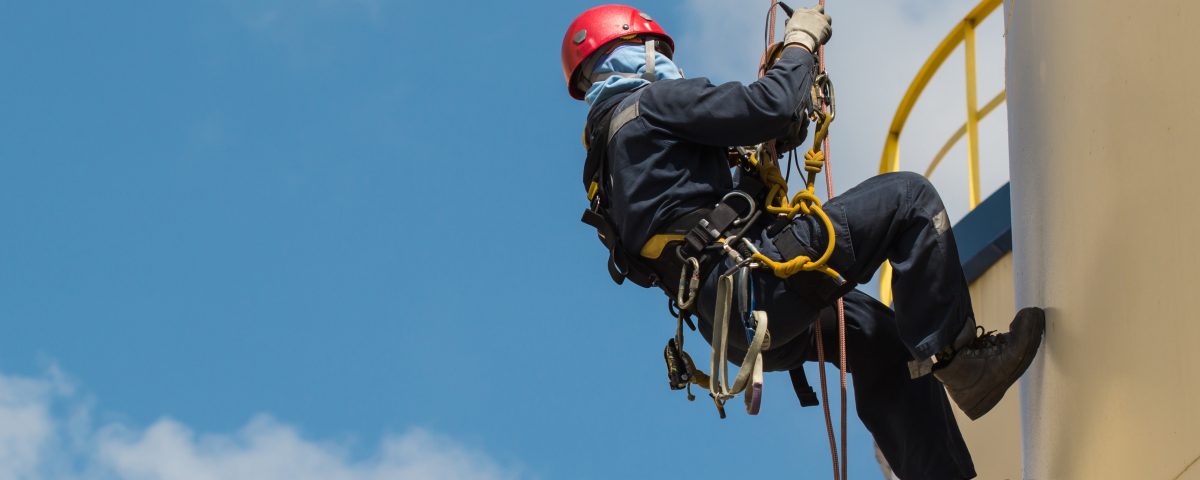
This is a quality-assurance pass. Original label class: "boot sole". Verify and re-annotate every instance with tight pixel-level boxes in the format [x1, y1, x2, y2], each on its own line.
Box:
[962, 308, 1046, 420]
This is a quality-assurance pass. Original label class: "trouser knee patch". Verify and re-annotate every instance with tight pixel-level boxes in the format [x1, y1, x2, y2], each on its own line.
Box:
[932, 208, 950, 236]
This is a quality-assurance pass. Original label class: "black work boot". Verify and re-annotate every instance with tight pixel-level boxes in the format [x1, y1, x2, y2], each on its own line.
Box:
[933, 307, 1046, 420]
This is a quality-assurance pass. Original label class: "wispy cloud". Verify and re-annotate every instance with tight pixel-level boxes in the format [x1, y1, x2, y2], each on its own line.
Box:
[0, 367, 522, 480]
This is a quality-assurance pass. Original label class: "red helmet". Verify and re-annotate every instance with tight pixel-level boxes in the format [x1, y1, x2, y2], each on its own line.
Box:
[561, 4, 674, 100]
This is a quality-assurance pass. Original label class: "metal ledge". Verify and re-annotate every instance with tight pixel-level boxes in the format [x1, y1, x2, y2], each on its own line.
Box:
[953, 182, 1012, 283]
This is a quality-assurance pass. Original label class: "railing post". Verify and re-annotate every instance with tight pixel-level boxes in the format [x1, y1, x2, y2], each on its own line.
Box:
[964, 21, 982, 209]
[878, 0, 1002, 304]
[881, 133, 901, 174]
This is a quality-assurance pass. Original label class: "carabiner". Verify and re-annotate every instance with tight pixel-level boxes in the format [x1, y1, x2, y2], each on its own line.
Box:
[812, 72, 836, 120]
[676, 256, 702, 310]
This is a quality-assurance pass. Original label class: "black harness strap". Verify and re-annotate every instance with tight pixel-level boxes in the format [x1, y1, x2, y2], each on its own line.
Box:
[771, 226, 851, 305]
[789, 367, 820, 407]
[581, 208, 649, 286]
[677, 174, 767, 258]
[581, 88, 659, 289]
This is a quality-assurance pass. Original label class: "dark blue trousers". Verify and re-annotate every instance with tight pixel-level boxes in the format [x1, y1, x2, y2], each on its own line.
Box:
[695, 172, 976, 480]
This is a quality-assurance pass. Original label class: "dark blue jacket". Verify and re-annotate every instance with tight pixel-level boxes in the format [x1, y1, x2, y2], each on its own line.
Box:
[586, 48, 817, 254]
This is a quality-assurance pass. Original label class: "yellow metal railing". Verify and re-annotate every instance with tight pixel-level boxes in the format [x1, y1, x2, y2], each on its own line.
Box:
[878, 0, 1005, 305]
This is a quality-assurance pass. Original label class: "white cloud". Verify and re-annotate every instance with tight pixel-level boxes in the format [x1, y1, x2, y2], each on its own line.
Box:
[0, 368, 521, 480]
[0, 369, 64, 479]
[677, 0, 1012, 222]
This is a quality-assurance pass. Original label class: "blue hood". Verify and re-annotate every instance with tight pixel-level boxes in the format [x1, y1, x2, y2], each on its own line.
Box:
[584, 44, 683, 107]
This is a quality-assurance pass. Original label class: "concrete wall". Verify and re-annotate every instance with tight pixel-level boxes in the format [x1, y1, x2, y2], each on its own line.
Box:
[958, 253, 1022, 480]
[877, 253, 1024, 479]
[1005, 0, 1200, 478]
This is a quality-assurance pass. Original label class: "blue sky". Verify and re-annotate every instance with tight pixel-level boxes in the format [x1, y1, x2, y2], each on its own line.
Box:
[0, 1, 1010, 478]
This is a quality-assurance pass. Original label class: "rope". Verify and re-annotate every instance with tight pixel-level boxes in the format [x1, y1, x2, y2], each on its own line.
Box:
[816, 3, 849, 478]
[813, 305, 840, 480]
[749, 45, 841, 284]
[750, 128, 843, 283]
[815, 2, 850, 478]
[760, 2, 848, 479]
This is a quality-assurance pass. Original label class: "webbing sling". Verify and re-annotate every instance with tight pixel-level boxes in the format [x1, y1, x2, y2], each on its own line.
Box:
[710, 274, 769, 416]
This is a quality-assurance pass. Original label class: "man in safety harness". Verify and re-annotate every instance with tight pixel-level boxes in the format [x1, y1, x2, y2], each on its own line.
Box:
[562, 5, 1045, 479]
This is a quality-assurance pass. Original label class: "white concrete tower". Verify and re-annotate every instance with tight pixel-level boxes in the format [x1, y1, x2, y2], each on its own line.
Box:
[1005, 0, 1200, 478]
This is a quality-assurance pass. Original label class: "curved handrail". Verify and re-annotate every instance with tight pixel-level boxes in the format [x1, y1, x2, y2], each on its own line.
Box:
[879, 0, 1002, 178]
[923, 91, 1006, 177]
[878, 0, 1005, 305]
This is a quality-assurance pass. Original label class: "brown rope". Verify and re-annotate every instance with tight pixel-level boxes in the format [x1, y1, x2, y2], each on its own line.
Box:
[764, 2, 849, 478]
[816, 1, 850, 477]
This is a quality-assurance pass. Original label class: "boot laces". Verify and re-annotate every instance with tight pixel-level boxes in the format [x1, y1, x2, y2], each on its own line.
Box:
[963, 327, 1005, 356]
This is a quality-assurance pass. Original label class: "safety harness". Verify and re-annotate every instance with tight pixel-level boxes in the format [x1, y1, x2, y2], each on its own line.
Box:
[582, 7, 852, 478]
[580, 79, 845, 419]
[580, 3, 852, 478]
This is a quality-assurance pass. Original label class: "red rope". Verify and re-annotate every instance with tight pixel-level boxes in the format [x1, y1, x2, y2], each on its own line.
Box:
[814, 309, 841, 480]
[764, 3, 847, 478]
[817, 4, 850, 478]
[812, 2, 849, 478]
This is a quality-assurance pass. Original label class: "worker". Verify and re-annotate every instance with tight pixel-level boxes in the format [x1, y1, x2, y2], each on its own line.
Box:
[561, 5, 1045, 479]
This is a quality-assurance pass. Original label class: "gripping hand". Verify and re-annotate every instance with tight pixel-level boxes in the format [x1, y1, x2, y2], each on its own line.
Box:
[783, 5, 832, 53]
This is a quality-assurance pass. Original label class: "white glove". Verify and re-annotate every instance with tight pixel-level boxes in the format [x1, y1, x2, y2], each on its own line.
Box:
[783, 5, 832, 53]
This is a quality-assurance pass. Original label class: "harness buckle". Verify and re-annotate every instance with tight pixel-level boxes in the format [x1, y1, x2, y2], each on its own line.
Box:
[721, 190, 758, 226]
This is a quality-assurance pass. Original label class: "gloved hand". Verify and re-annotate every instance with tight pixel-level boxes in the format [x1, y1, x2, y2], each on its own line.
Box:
[783, 5, 832, 53]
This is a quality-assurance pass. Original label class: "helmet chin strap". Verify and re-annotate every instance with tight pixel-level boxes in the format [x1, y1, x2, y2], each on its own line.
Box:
[642, 39, 657, 81]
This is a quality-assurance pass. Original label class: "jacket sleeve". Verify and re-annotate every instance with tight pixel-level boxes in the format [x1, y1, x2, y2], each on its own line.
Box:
[640, 48, 817, 147]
